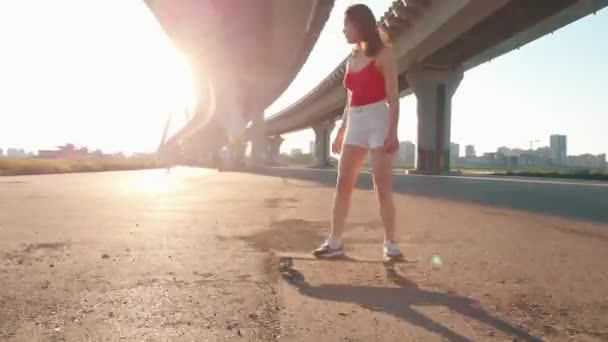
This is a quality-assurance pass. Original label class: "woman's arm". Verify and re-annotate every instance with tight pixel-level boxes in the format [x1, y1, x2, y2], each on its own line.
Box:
[337, 91, 352, 137]
[332, 91, 351, 154]
[378, 46, 399, 152]
[379, 46, 399, 134]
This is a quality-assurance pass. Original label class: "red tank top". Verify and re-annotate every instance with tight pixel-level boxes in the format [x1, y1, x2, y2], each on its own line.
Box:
[343, 59, 386, 106]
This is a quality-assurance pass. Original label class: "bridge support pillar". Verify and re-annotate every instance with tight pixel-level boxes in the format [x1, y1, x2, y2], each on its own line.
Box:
[313, 119, 335, 168]
[266, 135, 283, 165]
[407, 66, 463, 174]
[251, 113, 266, 165]
[225, 143, 246, 170]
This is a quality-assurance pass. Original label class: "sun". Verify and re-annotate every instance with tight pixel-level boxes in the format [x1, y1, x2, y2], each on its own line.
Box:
[0, 0, 202, 154]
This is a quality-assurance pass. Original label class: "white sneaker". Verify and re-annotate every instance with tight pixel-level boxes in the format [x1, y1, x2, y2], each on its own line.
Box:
[383, 241, 403, 262]
[312, 240, 345, 259]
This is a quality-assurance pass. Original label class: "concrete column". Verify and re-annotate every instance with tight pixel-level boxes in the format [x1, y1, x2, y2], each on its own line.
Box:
[251, 112, 266, 164]
[266, 135, 283, 165]
[211, 150, 222, 168]
[312, 119, 335, 168]
[225, 142, 246, 169]
[407, 65, 463, 174]
[237, 143, 246, 166]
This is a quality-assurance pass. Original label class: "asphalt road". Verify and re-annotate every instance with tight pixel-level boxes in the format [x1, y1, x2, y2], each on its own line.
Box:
[254, 166, 608, 223]
[1, 167, 607, 341]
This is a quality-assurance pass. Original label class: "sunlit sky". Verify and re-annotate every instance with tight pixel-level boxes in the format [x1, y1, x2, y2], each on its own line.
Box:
[0, 0, 194, 155]
[0, 0, 606, 156]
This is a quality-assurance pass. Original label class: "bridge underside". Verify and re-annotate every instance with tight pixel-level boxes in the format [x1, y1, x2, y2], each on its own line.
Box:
[425, 0, 578, 69]
[145, 0, 335, 161]
[261, 0, 606, 172]
[265, 0, 586, 136]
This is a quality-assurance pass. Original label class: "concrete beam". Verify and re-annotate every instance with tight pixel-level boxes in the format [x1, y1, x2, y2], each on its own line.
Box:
[312, 119, 336, 168]
[250, 112, 266, 164]
[463, 0, 608, 70]
[266, 135, 284, 165]
[266, 0, 509, 133]
[394, 0, 510, 70]
[261, 0, 605, 151]
[407, 65, 463, 174]
[267, 86, 345, 135]
[225, 142, 246, 170]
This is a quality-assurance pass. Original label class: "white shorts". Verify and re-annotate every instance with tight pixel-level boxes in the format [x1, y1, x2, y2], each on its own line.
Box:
[343, 101, 390, 149]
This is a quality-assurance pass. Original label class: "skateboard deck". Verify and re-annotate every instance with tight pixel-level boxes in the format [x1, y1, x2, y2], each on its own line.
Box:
[275, 251, 415, 265]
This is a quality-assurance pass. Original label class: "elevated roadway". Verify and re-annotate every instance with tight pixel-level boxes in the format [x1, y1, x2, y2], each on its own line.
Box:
[260, 0, 608, 171]
[144, 0, 335, 160]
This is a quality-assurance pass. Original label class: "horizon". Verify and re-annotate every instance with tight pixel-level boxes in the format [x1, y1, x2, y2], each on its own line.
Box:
[0, 0, 606, 157]
[2, 133, 601, 159]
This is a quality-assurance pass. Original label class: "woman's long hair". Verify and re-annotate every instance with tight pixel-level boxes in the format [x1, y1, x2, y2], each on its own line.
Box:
[345, 4, 385, 57]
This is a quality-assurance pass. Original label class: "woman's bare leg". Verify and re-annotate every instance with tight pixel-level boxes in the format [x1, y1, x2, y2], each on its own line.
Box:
[370, 148, 398, 244]
[329, 145, 368, 243]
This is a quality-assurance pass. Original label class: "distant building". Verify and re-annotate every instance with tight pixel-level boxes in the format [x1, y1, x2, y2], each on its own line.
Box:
[37, 150, 58, 158]
[7, 148, 28, 158]
[550, 134, 567, 165]
[0, 148, 3, 158]
[450, 143, 460, 166]
[397, 141, 415, 167]
[493, 145, 554, 167]
[567, 154, 606, 169]
[290, 148, 303, 156]
[518, 151, 550, 167]
[91, 149, 104, 158]
[309, 141, 315, 154]
[482, 152, 498, 165]
[497, 146, 527, 158]
[497, 146, 509, 157]
[536, 146, 553, 159]
[465, 145, 476, 158]
[38, 143, 88, 159]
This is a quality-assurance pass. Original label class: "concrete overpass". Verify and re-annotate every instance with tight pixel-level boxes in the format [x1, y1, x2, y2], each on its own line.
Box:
[144, 0, 335, 164]
[257, 0, 608, 172]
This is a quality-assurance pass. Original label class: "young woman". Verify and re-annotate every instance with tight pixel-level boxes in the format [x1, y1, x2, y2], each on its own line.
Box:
[313, 4, 402, 261]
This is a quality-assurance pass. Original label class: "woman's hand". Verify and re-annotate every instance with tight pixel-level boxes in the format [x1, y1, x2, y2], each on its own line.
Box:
[332, 129, 345, 154]
[382, 129, 399, 153]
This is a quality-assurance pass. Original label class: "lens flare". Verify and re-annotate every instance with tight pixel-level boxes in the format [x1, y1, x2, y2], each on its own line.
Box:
[430, 254, 443, 267]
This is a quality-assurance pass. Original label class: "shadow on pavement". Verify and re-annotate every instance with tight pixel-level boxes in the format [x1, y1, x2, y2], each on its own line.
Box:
[235, 218, 327, 253]
[247, 166, 608, 224]
[234, 218, 401, 254]
[278, 257, 544, 342]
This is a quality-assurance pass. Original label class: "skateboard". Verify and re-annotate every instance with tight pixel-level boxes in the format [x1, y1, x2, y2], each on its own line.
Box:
[276, 251, 412, 265]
